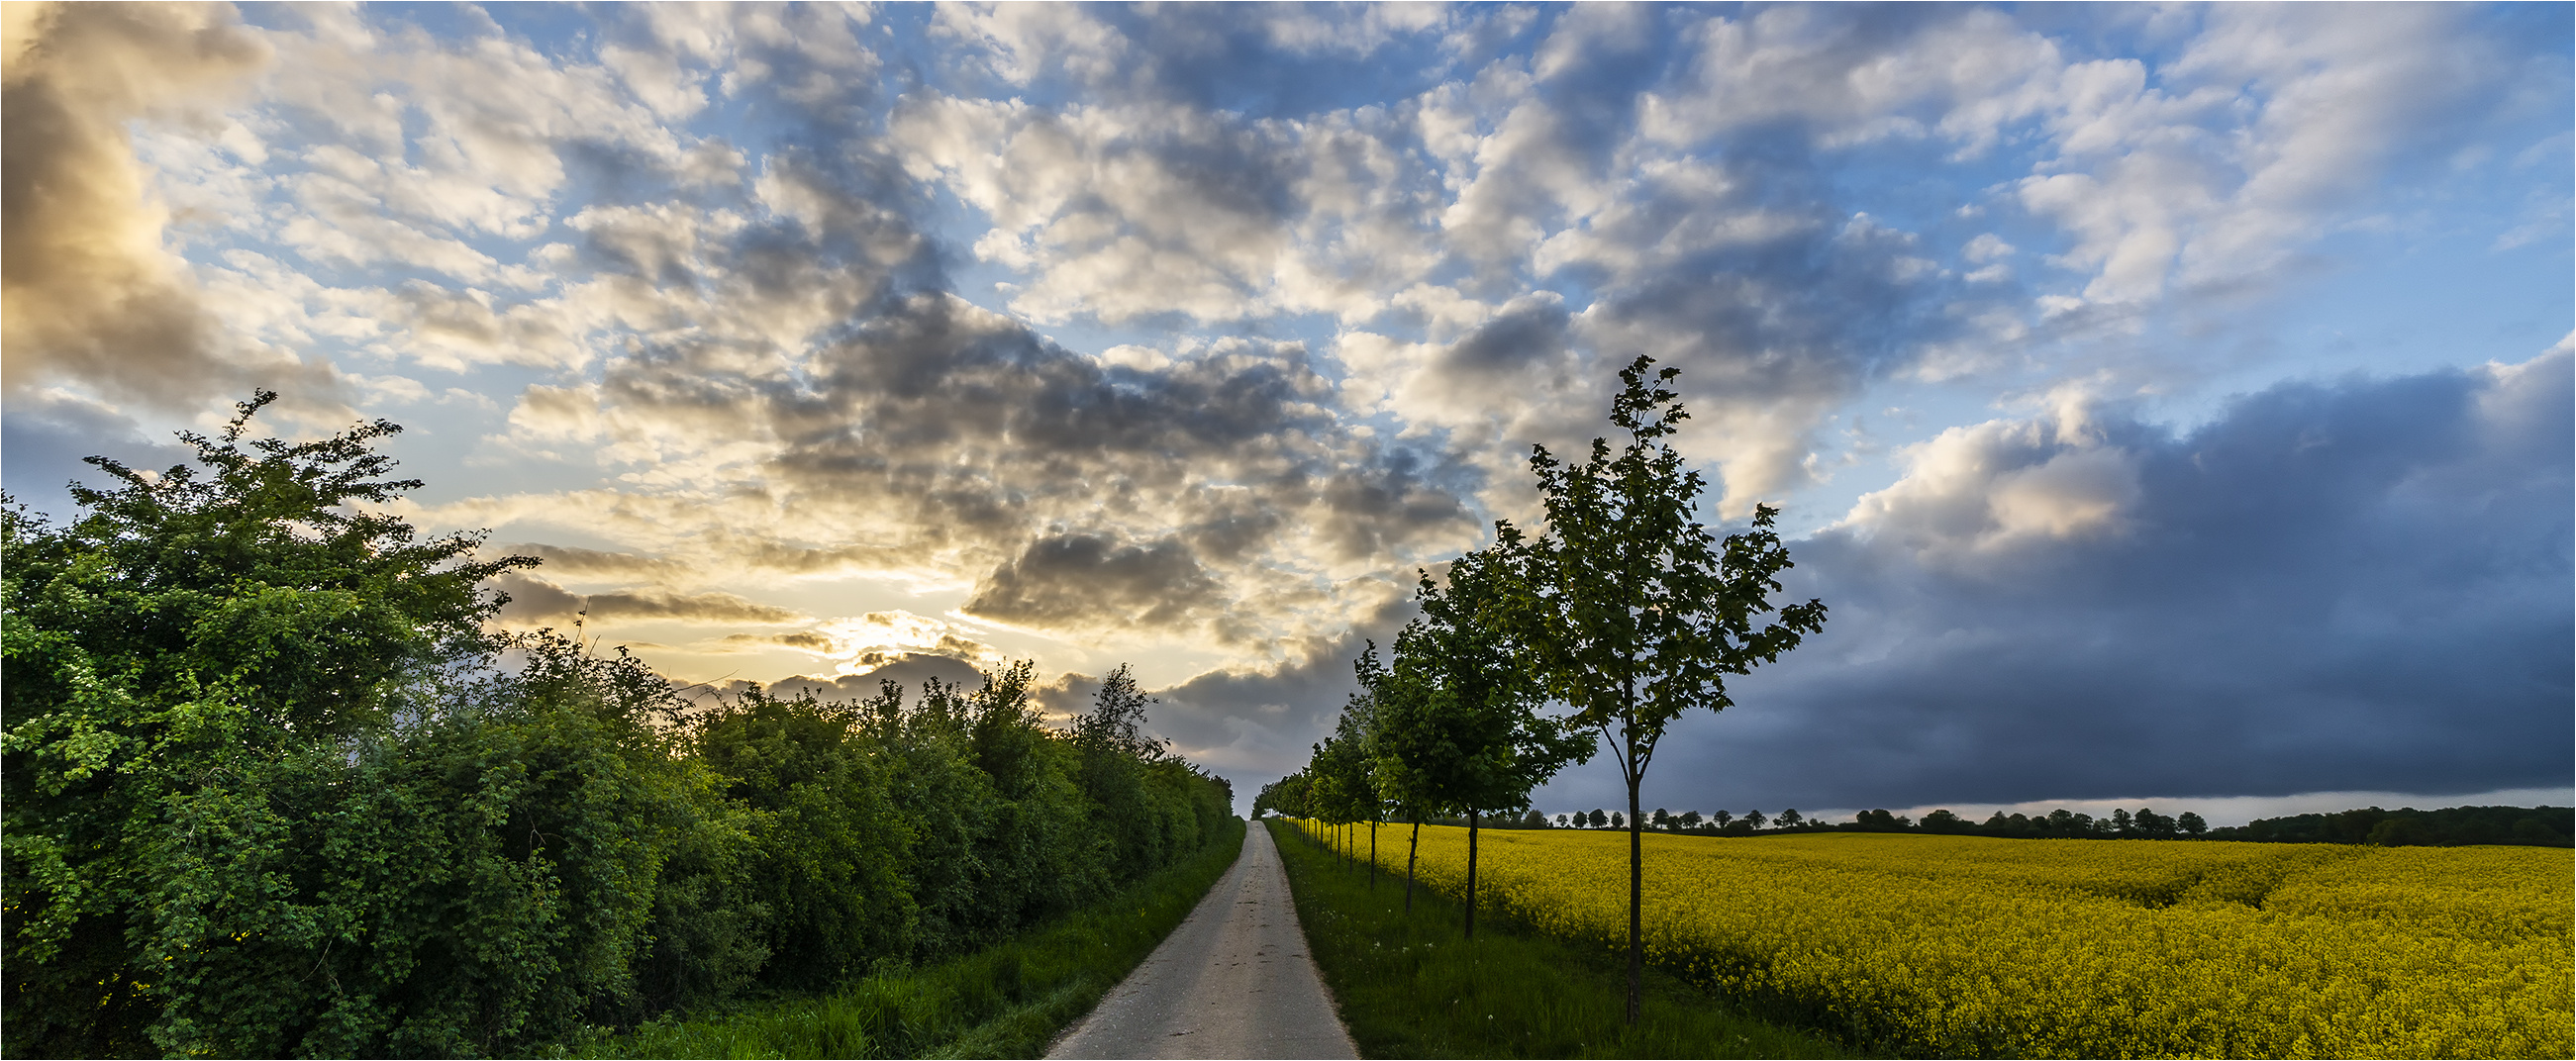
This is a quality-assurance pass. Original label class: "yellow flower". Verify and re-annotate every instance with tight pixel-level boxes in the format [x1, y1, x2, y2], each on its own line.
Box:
[1306, 820, 2573, 1058]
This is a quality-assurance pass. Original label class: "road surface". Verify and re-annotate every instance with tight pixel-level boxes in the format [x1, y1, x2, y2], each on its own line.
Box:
[1047, 822, 1359, 1059]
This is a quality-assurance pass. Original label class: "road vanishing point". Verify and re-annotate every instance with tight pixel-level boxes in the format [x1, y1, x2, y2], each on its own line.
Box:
[1047, 822, 1359, 1059]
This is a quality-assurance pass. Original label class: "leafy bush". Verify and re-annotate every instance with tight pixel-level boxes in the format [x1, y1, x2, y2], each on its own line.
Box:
[3, 393, 1232, 1057]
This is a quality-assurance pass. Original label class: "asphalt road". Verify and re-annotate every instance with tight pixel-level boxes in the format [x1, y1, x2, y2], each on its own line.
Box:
[1046, 822, 1359, 1060]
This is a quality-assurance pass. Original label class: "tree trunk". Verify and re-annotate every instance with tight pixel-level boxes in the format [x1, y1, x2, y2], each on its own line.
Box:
[1368, 819, 1378, 889]
[1405, 817, 1420, 913]
[1465, 809, 1480, 940]
[1626, 767, 1643, 1024]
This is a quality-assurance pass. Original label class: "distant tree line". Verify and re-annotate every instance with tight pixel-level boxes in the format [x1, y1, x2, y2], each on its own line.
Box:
[2208, 805, 2572, 847]
[1504, 803, 2572, 847]
[2, 394, 1234, 1058]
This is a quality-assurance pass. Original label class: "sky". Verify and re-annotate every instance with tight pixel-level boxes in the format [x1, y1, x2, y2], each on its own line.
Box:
[3, 1, 2568, 824]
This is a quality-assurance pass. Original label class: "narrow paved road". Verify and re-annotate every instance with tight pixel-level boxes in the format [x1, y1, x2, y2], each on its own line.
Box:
[1047, 822, 1358, 1059]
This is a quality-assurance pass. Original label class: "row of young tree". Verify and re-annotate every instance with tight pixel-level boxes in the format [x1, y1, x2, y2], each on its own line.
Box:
[1, 394, 1233, 1059]
[1252, 357, 1829, 1022]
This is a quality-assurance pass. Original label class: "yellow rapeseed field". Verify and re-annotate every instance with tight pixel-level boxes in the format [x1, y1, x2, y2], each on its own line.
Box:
[1298, 820, 2573, 1058]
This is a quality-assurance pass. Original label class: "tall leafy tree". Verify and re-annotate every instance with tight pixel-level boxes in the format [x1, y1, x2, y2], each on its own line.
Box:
[1493, 356, 1828, 1021]
[1073, 663, 1176, 884]
[0, 393, 734, 1055]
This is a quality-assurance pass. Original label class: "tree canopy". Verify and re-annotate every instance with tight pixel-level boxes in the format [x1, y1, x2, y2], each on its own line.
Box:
[3, 394, 1236, 1057]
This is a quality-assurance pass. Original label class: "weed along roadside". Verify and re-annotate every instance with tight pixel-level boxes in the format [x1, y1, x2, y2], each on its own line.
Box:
[565, 818, 1246, 1060]
[1268, 818, 1852, 1060]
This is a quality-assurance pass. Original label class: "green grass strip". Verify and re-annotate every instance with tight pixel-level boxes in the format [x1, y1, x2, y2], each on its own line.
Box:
[564, 817, 1247, 1060]
[1269, 819, 1853, 1060]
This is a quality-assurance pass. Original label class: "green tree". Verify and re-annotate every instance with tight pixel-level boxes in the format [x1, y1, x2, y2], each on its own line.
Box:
[1492, 356, 1829, 1021]
[0, 393, 761, 1055]
[1370, 551, 1590, 937]
[1356, 643, 1437, 911]
[1308, 691, 1383, 882]
[1074, 664, 1170, 885]
[693, 684, 915, 992]
[3, 390, 1247, 1054]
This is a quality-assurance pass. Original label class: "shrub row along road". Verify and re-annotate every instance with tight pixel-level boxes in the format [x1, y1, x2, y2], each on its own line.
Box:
[1048, 822, 1358, 1059]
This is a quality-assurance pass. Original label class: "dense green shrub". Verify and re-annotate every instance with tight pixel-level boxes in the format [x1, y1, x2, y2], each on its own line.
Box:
[2, 394, 1232, 1057]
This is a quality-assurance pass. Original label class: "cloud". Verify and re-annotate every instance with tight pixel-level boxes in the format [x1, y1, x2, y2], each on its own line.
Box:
[491, 571, 810, 627]
[11, 3, 2554, 819]
[2013, 5, 2526, 305]
[0, 1, 339, 409]
[929, 2, 1460, 111]
[487, 542, 692, 582]
[1146, 590, 1420, 797]
[890, 92, 1440, 327]
[1560, 347, 2572, 814]
[0, 389, 195, 516]
[965, 532, 1223, 631]
[1640, 6, 2066, 151]
[1836, 412, 2145, 557]
[701, 653, 995, 708]
[765, 611, 1011, 678]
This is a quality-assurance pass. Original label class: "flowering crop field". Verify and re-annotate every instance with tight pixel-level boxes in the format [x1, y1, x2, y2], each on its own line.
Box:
[1297, 821, 2572, 1058]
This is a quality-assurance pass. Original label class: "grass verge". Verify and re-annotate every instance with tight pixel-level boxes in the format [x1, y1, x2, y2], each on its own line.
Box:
[564, 817, 1246, 1060]
[1270, 819, 1852, 1059]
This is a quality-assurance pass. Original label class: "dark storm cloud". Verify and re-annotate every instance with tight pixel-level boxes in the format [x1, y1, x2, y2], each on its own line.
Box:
[1560, 351, 2574, 815]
